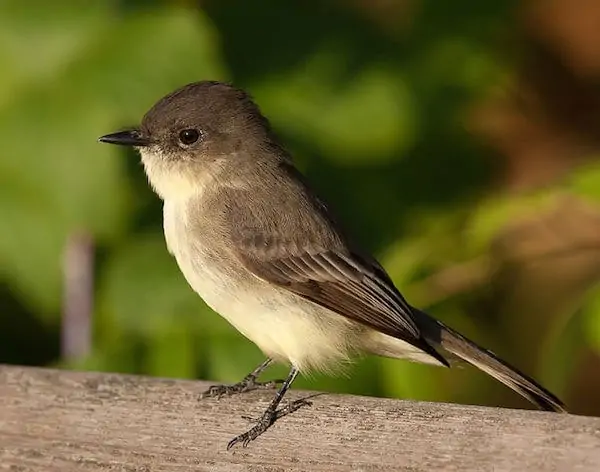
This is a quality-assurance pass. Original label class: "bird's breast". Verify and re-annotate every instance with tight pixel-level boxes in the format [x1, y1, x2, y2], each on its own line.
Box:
[163, 199, 233, 310]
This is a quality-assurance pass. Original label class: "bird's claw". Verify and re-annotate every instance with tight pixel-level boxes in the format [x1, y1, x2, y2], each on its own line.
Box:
[227, 414, 274, 450]
[199, 378, 283, 400]
[228, 398, 313, 449]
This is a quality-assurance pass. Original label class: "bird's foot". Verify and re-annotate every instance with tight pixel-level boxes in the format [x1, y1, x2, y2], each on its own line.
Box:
[228, 409, 275, 449]
[231, 398, 312, 449]
[200, 378, 283, 400]
[241, 398, 313, 423]
[274, 398, 313, 420]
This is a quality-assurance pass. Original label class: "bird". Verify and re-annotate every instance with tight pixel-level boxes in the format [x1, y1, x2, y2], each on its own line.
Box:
[98, 81, 566, 449]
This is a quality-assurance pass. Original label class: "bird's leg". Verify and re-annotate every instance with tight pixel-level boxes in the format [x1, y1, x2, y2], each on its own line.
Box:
[199, 358, 281, 399]
[227, 366, 301, 449]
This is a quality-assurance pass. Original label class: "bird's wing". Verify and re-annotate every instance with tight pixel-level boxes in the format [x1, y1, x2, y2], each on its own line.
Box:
[234, 238, 446, 365]
[217, 174, 447, 366]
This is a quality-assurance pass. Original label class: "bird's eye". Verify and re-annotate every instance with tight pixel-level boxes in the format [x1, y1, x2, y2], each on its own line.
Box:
[178, 128, 201, 145]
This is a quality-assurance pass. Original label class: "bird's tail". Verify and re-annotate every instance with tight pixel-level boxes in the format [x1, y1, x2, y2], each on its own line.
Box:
[417, 310, 567, 413]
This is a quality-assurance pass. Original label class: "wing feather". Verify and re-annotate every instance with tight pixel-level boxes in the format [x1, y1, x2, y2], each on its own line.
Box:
[237, 246, 448, 366]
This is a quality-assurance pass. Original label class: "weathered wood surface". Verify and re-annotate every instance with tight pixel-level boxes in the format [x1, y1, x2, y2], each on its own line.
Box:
[1, 365, 599, 471]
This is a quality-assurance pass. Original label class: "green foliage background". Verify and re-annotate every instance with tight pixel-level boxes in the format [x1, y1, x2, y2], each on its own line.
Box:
[1, 0, 599, 415]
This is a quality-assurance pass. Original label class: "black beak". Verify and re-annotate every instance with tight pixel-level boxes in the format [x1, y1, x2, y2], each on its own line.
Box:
[98, 129, 150, 147]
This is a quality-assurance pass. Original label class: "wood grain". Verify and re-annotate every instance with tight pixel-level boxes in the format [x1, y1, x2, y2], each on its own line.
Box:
[1, 365, 599, 471]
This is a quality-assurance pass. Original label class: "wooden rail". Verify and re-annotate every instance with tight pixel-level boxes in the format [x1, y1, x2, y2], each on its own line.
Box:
[1, 365, 599, 471]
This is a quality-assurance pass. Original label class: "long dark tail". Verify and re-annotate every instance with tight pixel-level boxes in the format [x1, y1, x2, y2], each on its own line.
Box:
[417, 310, 567, 412]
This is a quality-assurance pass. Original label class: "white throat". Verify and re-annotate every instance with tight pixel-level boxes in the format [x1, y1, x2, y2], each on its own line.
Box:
[139, 147, 217, 201]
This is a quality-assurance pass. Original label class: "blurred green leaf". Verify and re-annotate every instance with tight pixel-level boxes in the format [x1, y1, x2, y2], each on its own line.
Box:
[378, 357, 440, 400]
[145, 323, 197, 378]
[99, 233, 202, 336]
[254, 61, 416, 165]
[0, 0, 116, 105]
[0, 2, 224, 316]
[567, 160, 600, 202]
[583, 288, 600, 353]
[465, 191, 557, 254]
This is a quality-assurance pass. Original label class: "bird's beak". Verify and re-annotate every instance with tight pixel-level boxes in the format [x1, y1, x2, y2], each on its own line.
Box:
[98, 129, 150, 147]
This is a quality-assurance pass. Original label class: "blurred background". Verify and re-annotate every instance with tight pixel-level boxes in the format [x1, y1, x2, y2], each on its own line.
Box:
[1, 0, 600, 416]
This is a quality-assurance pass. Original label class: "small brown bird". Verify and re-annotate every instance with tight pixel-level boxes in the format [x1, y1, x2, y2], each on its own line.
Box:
[99, 81, 566, 449]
